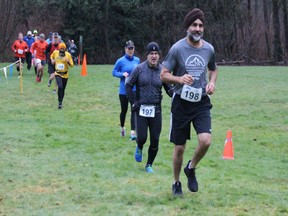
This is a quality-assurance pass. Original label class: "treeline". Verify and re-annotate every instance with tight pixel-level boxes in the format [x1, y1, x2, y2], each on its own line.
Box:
[1, 0, 288, 65]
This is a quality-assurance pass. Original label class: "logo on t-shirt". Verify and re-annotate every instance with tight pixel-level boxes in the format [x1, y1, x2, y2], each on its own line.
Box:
[185, 54, 205, 80]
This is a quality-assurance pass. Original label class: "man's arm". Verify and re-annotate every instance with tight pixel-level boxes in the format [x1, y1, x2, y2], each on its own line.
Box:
[160, 66, 193, 86]
[206, 69, 218, 95]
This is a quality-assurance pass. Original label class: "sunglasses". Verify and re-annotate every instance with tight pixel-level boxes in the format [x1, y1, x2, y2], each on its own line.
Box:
[127, 47, 134, 50]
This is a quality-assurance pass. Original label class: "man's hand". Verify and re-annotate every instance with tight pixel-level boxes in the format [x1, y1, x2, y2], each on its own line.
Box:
[179, 74, 193, 85]
[206, 82, 216, 95]
[132, 101, 140, 112]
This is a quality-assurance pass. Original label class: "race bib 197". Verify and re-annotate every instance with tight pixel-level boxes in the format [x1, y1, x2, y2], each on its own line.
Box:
[180, 84, 202, 102]
[139, 105, 155, 118]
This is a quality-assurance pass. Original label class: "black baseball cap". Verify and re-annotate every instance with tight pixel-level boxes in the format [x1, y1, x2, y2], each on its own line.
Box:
[125, 40, 134, 48]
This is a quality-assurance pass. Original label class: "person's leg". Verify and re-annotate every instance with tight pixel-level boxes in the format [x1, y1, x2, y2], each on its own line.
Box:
[183, 134, 211, 193]
[119, 94, 128, 136]
[184, 97, 212, 192]
[47, 63, 55, 87]
[173, 144, 185, 181]
[56, 75, 64, 108]
[39, 68, 43, 80]
[38, 62, 44, 81]
[170, 114, 190, 183]
[130, 103, 136, 139]
[190, 133, 211, 168]
[26, 52, 32, 70]
[35, 62, 41, 81]
[134, 115, 148, 162]
[14, 57, 20, 72]
[62, 77, 68, 100]
[172, 144, 185, 196]
[17, 58, 25, 74]
[34, 58, 37, 75]
[48, 72, 55, 86]
[21, 58, 25, 70]
[170, 95, 192, 195]
[129, 92, 136, 138]
[189, 97, 212, 168]
[135, 115, 148, 149]
[146, 112, 162, 167]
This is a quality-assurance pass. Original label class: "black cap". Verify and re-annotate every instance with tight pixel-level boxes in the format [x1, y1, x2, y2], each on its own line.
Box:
[146, 42, 160, 55]
[125, 40, 134, 48]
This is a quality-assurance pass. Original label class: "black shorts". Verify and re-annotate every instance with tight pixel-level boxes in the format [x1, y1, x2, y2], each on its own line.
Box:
[169, 94, 213, 145]
[48, 62, 55, 74]
[15, 57, 25, 64]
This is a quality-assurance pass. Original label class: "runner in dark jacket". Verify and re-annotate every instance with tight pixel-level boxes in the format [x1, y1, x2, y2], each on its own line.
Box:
[126, 42, 172, 173]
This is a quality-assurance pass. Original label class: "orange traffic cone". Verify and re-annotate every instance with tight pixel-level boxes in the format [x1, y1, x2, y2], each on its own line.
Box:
[81, 54, 87, 76]
[222, 130, 234, 160]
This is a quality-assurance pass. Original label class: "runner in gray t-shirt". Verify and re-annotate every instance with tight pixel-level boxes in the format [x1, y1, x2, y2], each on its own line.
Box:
[162, 38, 216, 96]
[160, 8, 218, 197]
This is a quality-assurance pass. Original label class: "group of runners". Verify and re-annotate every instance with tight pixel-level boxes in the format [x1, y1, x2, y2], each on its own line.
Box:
[11, 30, 76, 109]
[10, 7, 218, 197]
[113, 8, 218, 197]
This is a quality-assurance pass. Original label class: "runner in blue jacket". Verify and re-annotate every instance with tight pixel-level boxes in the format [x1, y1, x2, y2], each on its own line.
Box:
[23, 31, 35, 70]
[112, 40, 140, 140]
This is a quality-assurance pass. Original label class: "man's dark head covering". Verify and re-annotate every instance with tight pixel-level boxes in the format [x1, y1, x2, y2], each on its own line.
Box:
[184, 8, 205, 30]
[146, 42, 160, 55]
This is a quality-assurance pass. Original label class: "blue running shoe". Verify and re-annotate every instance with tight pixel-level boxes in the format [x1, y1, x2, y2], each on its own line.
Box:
[130, 134, 136, 141]
[134, 146, 142, 162]
[145, 164, 154, 173]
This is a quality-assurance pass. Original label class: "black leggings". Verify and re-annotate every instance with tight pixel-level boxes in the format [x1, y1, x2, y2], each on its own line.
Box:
[56, 75, 68, 103]
[25, 52, 32, 69]
[119, 94, 135, 130]
[135, 111, 162, 165]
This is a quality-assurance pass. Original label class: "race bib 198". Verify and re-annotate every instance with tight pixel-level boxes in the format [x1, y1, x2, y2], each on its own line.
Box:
[180, 84, 202, 102]
[139, 105, 155, 118]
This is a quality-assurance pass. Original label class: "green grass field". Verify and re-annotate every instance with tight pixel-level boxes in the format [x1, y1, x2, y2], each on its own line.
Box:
[0, 64, 287, 216]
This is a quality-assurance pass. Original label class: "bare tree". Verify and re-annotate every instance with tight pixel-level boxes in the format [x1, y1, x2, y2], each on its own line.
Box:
[272, 0, 284, 62]
[263, 0, 272, 59]
[104, 0, 110, 60]
[0, 0, 25, 60]
[281, 0, 288, 61]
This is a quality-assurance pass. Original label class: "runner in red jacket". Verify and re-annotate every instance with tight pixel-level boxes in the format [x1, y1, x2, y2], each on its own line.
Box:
[30, 33, 48, 82]
[11, 33, 28, 72]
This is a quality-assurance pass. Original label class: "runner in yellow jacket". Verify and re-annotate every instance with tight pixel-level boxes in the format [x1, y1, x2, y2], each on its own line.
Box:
[51, 42, 74, 109]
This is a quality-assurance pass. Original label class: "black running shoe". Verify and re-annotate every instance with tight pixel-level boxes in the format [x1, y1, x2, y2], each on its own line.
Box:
[184, 160, 198, 192]
[172, 181, 183, 197]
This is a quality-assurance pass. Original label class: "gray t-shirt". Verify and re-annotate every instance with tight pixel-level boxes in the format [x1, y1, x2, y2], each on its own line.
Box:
[162, 38, 217, 96]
